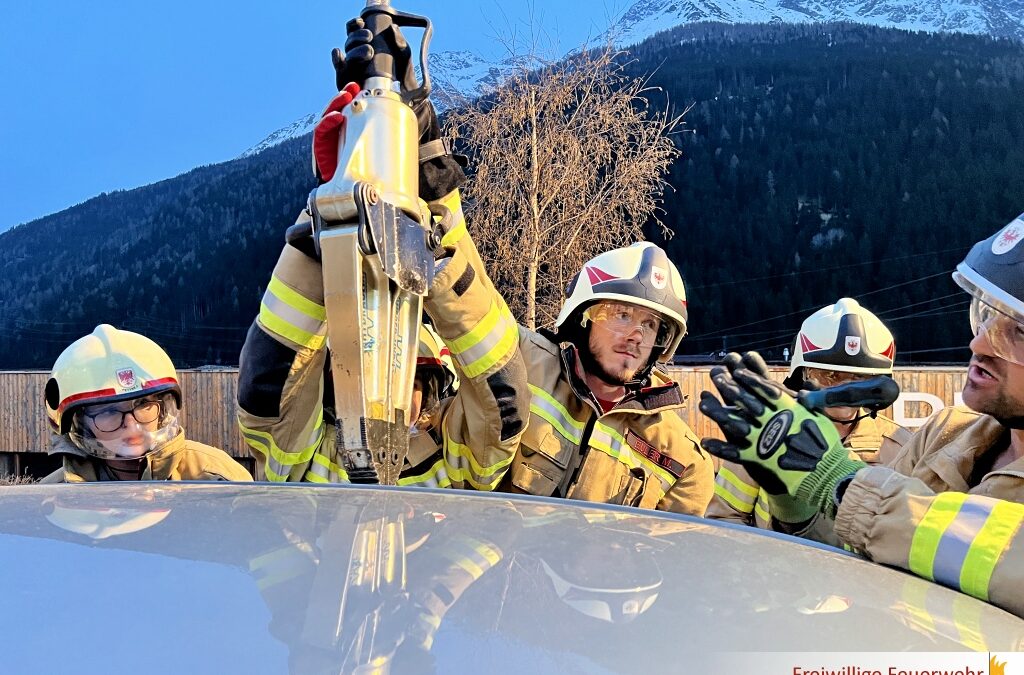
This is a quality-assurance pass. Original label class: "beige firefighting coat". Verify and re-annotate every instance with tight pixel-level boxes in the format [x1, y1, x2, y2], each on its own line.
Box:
[236, 190, 528, 489]
[793, 405, 1024, 545]
[706, 413, 910, 527]
[500, 329, 715, 516]
[836, 465, 1024, 620]
[41, 432, 252, 483]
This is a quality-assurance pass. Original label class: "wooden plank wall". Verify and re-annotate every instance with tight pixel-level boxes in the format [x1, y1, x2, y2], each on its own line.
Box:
[0, 367, 970, 456]
[0, 370, 250, 457]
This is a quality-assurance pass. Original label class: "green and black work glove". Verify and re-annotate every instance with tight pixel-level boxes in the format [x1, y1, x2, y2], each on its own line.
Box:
[698, 352, 866, 522]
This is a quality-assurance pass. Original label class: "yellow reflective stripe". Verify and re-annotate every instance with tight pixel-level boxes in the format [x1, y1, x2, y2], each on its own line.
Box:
[398, 458, 454, 488]
[590, 423, 674, 488]
[909, 492, 968, 581]
[719, 467, 759, 498]
[528, 385, 584, 445]
[306, 451, 350, 483]
[960, 499, 1024, 601]
[713, 482, 754, 514]
[448, 300, 518, 378]
[249, 546, 308, 591]
[898, 581, 937, 635]
[258, 275, 327, 350]
[952, 593, 987, 651]
[267, 275, 326, 322]
[239, 413, 324, 483]
[440, 435, 513, 491]
[259, 302, 326, 350]
[439, 547, 486, 579]
[437, 191, 467, 246]
[754, 491, 771, 525]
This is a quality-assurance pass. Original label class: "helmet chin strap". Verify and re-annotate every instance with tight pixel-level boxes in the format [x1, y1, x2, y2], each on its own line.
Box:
[994, 415, 1024, 430]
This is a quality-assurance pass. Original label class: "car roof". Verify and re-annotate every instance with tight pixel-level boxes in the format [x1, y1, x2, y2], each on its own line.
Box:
[2, 482, 1021, 673]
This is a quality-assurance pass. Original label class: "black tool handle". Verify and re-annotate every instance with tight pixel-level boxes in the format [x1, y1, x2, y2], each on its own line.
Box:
[798, 376, 900, 413]
[360, 1, 433, 106]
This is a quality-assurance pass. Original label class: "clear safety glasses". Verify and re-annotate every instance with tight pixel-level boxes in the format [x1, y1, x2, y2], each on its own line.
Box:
[584, 302, 673, 348]
[802, 368, 874, 389]
[969, 296, 1024, 366]
[83, 398, 163, 433]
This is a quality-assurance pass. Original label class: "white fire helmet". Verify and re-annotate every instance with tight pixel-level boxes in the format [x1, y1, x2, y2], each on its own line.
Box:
[44, 325, 182, 459]
[555, 242, 688, 362]
[788, 298, 895, 379]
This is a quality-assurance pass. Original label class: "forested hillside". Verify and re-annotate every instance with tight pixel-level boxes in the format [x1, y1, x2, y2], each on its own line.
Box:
[636, 23, 1024, 361]
[2, 22, 1022, 368]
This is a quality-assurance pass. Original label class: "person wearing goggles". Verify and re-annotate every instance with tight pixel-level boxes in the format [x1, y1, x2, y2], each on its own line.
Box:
[42, 325, 252, 483]
[698, 213, 1024, 561]
[706, 298, 910, 530]
[496, 242, 714, 516]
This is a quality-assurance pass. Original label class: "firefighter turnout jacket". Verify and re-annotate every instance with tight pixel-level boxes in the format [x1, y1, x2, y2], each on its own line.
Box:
[41, 432, 252, 483]
[789, 405, 1024, 546]
[836, 465, 1024, 619]
[423, 202, 714, 514]
[236, 190, 528, 489]
[707, 413, 910, 527]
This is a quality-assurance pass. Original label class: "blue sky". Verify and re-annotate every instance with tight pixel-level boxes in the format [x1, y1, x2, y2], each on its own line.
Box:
[0, 0, 621, 232]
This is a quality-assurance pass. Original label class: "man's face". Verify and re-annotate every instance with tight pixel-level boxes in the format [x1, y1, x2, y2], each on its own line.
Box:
[585, 302, 663, 385]
[963, 318, 1024, 423]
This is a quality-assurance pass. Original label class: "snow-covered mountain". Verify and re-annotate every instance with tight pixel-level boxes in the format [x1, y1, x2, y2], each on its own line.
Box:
[240, 0, 1024, 157]
[606, 0, 1024, 47]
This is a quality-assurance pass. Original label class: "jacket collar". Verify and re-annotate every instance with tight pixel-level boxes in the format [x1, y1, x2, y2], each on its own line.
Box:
[51, 431, 187, 482]
[558, 343, 684, 416]
[923, 414, 1010, 491]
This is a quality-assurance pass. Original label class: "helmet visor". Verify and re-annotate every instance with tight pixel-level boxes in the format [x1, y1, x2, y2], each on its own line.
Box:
[969, 296, 1024, 366]
[584, 302, 675, 349]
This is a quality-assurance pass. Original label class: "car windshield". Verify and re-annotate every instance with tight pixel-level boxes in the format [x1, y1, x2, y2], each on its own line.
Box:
[1, 483, 1021, 674]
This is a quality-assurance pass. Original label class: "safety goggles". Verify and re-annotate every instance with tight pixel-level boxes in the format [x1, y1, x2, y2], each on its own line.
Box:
[969, 296, 1024, 366]
[584, 302, 673, 349]
[82, 398, 163, 433]
[802, 368, 875, 389]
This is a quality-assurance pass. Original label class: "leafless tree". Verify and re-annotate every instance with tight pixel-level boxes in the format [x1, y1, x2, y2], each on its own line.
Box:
[447, 44, 684, 330]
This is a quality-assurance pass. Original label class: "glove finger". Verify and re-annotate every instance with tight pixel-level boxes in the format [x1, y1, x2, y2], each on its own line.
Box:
[721, 352, 743, 373]
[700, 438, 742, 462]
[321, 89, 356, 117]
[313, 112, 346, 183]
[345, 28, 374, 52]
[733, 367, 785, 404]
[740, 351, 771, 379]
[345, 17, 366, 33]
[698, 392, 755, 442]
[709, 371, 765, 416]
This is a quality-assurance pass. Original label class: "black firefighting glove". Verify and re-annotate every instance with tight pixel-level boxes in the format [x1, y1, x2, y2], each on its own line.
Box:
[698, 352, 866, 521]
[331, 18, 466, 201]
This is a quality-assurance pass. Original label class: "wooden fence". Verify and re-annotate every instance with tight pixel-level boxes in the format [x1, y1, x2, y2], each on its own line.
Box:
[0, 366, 970, 457]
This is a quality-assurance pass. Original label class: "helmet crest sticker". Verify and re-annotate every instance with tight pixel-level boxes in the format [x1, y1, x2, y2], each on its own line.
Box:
[651, 266, 668, 290]
[992, 221, 1024, 255]
[585, 266, 617, 286]
[845, 336, 862, 355]
[116, 368, 137, 389]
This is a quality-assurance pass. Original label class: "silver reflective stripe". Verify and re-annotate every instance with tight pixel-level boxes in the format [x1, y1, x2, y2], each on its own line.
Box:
[529, 385, 584, 445]
[714, 471, 756, 513]
[261, 288, 327, 341]
[240, 430, 290, 482]
[932, 498, 995, 589]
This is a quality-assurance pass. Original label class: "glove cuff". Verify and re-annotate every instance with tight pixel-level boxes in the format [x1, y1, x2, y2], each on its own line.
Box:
[766, 493, 818, 527]
[795, 452, 867, 517]
[420, 157, 467, 202]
